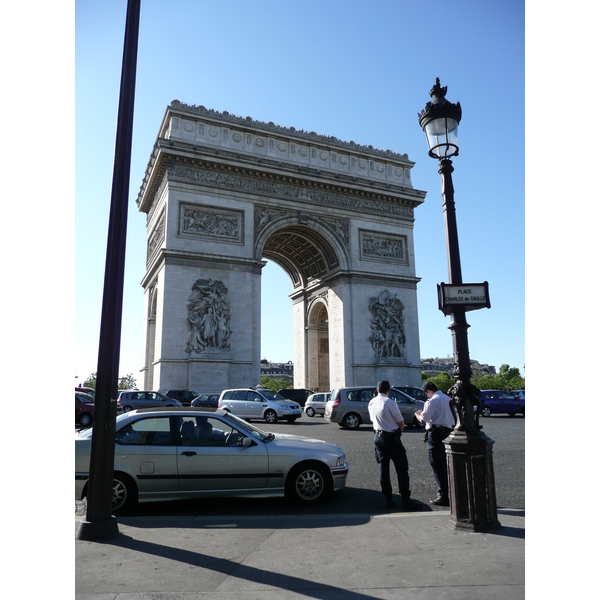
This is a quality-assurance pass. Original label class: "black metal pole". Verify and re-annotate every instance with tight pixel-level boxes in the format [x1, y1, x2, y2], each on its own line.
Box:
[437, 159, 500, 532]
[77, 0, 141, 541]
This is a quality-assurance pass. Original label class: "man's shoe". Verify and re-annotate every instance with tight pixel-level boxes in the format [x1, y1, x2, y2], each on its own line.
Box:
[385, 497, 397, 509]
[401, 498, 421, 511]
[430, 495, 449, 506]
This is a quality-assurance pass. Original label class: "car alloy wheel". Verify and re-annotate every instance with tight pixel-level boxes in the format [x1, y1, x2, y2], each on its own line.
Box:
[306, 407, 316, 417]
[79, 413, 92, 427]
[122, 405, 133, 413]
[264, 409, 277, 424]
[343, 413, 361, 429]
[481, 406, 492, 417]
[287, 463, 331, 503]
[111, 473, 137, 515]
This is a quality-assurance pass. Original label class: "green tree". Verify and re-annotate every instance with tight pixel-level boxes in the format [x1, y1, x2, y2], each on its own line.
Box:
[81, 372, 138, 390]
[260, 376, 291, 392]
[83, 373, 97, 389]
[422, 372, 454, 394]
[118, 373, 137, 390]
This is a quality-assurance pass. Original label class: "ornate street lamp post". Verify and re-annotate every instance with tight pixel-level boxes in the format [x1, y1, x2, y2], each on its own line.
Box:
[418, 79, 501, 532]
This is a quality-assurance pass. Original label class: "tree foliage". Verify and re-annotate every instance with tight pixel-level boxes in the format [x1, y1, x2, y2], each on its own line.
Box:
[422, 363, 525, 394]
[81, 372, 138, 391]
[260, 376, 291, 392]
[421, 372, 454, 394]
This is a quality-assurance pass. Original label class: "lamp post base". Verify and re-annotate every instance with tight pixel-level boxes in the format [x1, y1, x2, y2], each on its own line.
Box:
[76, 516, 120, 541]
[444, 429, 501, 532]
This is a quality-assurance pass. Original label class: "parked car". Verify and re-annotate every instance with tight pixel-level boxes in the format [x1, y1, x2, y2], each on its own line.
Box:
[165, 389, 199, 406]
[192, 393, 220, 408]
[478, 390, 525, 417]
[277, 388, 312, 407]
[304, 392, 331, 417]
[117, 390, 183, 412]
[75, 392, 95, 428]
[395, 385, 426, 401]
[75, 408, 348, 514]
[218, 388, 302, 423]
[75, 386, 96, 400]
[324, 386, 425, 429]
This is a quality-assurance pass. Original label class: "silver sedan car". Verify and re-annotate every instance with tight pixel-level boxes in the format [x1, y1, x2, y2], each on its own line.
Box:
[75, 408, 348, 514]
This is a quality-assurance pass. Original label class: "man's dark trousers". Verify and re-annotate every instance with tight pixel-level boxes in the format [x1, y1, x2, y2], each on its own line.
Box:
[427, 427, 450, 498]
[374, 430, 411, 501]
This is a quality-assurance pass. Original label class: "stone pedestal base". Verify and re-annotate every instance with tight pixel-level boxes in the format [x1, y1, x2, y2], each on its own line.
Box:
[76, 516, 119, 541]
[444, 429, 501, 532]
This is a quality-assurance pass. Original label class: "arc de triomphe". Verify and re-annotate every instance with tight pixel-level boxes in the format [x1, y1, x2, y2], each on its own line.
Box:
[137, 101, 427, 394]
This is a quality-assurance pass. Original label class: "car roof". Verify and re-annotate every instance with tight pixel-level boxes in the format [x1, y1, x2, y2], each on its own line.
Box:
[128, 407, 222, 415]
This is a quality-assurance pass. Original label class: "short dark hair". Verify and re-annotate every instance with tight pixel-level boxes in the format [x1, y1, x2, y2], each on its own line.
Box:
[377, 380, 391, 393]
[423, 382, 438, 394]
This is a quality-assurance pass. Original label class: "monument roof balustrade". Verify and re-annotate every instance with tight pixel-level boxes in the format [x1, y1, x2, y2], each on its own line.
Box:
[137, 102, 428, 215]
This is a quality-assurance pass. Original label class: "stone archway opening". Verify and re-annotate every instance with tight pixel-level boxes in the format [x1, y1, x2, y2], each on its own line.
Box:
[307, 300, 329, 392]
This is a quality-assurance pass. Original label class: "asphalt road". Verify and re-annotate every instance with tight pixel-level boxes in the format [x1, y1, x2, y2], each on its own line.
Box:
[75, 414, 524, 518]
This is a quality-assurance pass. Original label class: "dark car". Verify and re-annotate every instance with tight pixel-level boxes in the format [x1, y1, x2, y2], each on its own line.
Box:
[478, 390, 525, 417]
[395, 385, 426, 401]
[191, 393, 220, 408]
[75, 386, 96, 400]
[277, 388, 312, 407]
[75, 392, 95, 428]
[165, 389, 199, 406]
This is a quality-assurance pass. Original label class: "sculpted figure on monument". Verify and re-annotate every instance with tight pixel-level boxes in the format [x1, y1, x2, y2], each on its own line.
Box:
[185, 278, 232, 353]
[368, 290, 406, 358]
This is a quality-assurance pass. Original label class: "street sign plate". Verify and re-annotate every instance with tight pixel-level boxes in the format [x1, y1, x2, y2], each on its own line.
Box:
[437, 282, 491, 316]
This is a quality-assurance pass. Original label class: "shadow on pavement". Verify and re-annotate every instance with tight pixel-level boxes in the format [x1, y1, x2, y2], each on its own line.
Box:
[97, 533, 381, 600]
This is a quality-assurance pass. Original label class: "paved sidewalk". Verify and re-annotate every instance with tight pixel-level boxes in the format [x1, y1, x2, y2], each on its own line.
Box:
[76, 508, 524, 599]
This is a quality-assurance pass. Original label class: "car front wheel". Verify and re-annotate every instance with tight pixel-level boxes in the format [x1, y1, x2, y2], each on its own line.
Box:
[79, 413, 92, 428]
[481, 406, 492, 417]
[122, 405, 133, 413]
[286, 462, 331, 504]
[264, 409, 277, 424]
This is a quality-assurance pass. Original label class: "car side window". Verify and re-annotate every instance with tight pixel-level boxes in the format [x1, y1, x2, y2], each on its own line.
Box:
[178, 416, 242, 447]
[347, 390, 359, 402]
[360, 389, 377, 402]
[389, 390, 408, 404]
[116, 417, 173, 446]
[231, 390, 247, 400]
[248, 392, 261, 402]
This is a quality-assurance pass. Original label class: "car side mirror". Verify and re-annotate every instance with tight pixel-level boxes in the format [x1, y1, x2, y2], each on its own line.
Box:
[241, 437, 253, 447]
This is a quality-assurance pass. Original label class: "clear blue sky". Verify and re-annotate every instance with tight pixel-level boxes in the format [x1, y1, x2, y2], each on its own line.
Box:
[74, 0, 526, 384]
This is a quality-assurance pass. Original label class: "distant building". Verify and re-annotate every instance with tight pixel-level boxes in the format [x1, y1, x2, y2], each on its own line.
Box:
[260, 360, 294, 382]
[420, 357, 496, 379]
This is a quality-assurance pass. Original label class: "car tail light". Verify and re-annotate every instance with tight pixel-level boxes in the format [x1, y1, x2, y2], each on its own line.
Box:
[332, 398, 340, 408]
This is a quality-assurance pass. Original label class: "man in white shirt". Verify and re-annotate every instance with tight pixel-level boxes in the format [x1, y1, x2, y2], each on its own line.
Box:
[415, 382, 455, 506]
[368, 380, 419, 511]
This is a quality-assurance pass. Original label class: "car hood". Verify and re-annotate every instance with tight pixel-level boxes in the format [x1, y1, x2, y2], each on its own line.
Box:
[272, 400, 300, 408]
[270, 433, 342, 454]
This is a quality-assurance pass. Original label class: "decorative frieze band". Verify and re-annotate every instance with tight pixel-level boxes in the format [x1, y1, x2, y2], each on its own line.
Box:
[167, 163, 414, 220]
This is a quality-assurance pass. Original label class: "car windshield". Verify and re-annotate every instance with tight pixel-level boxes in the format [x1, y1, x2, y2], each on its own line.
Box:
[225, 412, 274, 442]
[77, 393, 94, 404]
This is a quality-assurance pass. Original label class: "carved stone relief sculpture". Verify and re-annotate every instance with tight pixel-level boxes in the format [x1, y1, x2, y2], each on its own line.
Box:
[368, 290, 406, 358]
[180, 203, 242, 243]
[185, 278, 232, 353]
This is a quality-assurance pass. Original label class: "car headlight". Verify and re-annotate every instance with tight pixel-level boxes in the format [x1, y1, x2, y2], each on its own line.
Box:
[336, 455, 345, 467]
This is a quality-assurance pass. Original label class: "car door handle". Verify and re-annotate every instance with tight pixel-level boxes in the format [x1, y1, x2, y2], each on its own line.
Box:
[181, 451, 197, 456]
